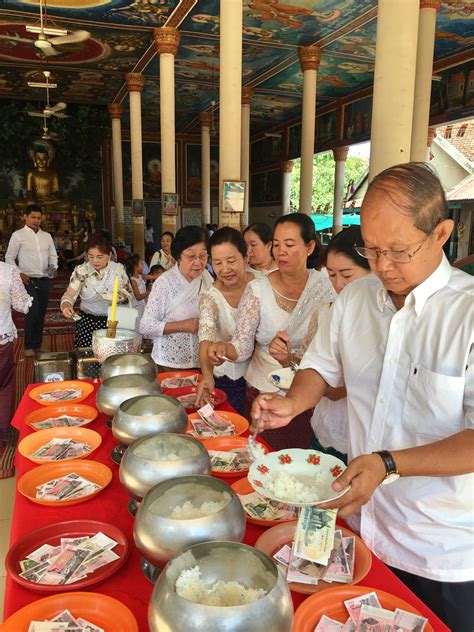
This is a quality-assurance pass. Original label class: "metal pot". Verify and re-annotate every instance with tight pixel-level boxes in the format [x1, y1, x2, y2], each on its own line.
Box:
[100, 353, 157, 382]
[120, 434, 210, 502]
[112, 395, 187, 446]
[92, 328, 142, 364]
[96, 373, 161, 416]
[148, 541, 293, 632]
[135, 475, 245, 570]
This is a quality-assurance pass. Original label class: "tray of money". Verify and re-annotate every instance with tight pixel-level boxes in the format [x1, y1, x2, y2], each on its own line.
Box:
[158, 370, 202, 391]
[17, 460, 113, 507]
[0, 591, 139, 631]
[5, 520, 129, 594]
[255, 522, 371, 595]
[187, 410, 249, 439]
[293, 585, 434, 631]
[202, 436, 270, 478]
[18, 427, 102, 464]
[172, 386, 227, 411]
[231, 477, 298, 527]
[29, 381, 95, 406]
[24, 404, 99, 432]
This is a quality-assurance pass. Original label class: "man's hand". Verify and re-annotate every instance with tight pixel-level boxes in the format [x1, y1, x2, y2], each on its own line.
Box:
[250, 392, 296, 432]
[318, 453, 387, 518]
[20, 273, 30, 285]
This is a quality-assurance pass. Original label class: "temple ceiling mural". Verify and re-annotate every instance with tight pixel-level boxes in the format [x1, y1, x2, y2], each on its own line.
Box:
[0, 0, 471, 135]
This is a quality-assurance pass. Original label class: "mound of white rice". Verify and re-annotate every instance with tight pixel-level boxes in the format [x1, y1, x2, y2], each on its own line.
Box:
[263, 471, 321, 503]
[175, 566, 267, 606]
[168, 494, 229, 520]
[133, 436, 198, 461]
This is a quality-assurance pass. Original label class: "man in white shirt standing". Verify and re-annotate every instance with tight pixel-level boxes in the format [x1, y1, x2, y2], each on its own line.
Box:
[252, 163, 473, 631]
[6, 204, 58, 357]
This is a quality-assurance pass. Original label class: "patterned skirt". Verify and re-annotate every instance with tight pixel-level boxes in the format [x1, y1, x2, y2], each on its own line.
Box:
[75, 311, 108, 348]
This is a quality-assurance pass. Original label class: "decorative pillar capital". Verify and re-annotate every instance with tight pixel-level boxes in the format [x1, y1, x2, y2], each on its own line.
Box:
[242, 86, 253, 106]
[427, 127, 437, 146]
[298, 45, 322, 72]
[154, 26, 181, 56]
[333, 146, 349, 162]
[199, 111, 212, 128]
[108, 103, 124, 119]
[420, 0, 441, 10]
[125, 73, 145, 93]
[281, 160, 294, 173]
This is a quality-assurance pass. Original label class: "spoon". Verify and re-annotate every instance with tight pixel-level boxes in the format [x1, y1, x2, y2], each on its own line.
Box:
[248, 407, 265, 460]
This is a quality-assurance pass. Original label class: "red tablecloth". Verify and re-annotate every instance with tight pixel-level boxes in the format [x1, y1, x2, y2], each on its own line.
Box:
[4, 381, 449, 631]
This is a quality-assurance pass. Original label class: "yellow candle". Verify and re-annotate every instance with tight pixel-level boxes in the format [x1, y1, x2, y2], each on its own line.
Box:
[110, 275, 119, 322]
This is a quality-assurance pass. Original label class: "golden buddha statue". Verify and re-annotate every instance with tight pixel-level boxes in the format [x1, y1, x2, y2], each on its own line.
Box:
[27, 150, 68, 210]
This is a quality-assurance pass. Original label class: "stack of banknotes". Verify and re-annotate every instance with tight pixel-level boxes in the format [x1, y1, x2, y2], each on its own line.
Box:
[38, 388, 83, 403]
[35, 472, 101, 501]
[189, 404, 235, 438]
[31, 416, 90, 430]
[31, 438, 91, 461]
[208, 447, 253, 472]
[28, 608, 104, 631]
[238, 490, 298, 521]
[161, 374, 200, 388]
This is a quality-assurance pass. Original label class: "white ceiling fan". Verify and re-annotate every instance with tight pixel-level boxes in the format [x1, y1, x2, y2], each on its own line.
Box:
[27, 71, 68, 120]
[25, 0, 90, 57]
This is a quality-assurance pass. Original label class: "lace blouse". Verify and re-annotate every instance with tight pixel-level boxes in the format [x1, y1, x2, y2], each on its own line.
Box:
[232, 269, 335, 392]
[60, 261, 131, 316]
[0, 262, 33, 344]
[140, 265, 210, 369]
[150, 249, 174, 270]
[199, 286, 249, 381]
[130, 275, 147, 325]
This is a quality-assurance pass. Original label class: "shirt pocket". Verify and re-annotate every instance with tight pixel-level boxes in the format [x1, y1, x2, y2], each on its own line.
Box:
[402, 363, 465, 440]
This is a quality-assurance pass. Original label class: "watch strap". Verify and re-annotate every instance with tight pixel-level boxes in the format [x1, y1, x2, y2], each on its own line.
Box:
[373, 450, 398, 478]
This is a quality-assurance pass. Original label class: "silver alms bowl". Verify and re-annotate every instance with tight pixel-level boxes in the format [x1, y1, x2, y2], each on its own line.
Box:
[100, 352, 157, 382]
[112, 394, 188, 446]
[92, 328, 142, 364]
[148, 541, 293, 632]
[96, 373, 161, 416]
[134, 475, 246, 570]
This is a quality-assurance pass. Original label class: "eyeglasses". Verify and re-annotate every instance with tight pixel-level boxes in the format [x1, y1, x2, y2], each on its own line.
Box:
[354, 232, 432, 264]
[181, 253, 208, 263]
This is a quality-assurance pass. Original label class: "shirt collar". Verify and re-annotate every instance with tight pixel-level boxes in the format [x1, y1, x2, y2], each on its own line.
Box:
[24, 225, 42, 235]
[375, 254, 452, 315]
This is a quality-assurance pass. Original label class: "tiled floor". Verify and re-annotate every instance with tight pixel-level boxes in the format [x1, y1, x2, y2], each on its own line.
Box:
[0, 475, 16, 622]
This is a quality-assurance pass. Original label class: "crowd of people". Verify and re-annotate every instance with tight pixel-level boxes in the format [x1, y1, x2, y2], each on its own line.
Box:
[0, 163, 472, 630]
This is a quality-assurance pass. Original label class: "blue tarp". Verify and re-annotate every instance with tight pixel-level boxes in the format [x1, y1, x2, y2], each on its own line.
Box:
[311, 213, 361, 231]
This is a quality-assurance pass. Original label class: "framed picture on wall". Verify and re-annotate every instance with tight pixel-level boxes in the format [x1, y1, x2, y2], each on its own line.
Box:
[132, 199, 145, 216]
[162, 192, 179, 216]
[222, 180, 245, 214]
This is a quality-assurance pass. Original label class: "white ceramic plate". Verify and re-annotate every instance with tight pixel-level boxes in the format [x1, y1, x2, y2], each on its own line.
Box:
[267, 367, 295, 390]
[248, 449, 350, 507]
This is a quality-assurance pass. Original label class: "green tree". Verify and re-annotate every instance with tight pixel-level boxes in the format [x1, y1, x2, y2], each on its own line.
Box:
[290, 151, 368, 212]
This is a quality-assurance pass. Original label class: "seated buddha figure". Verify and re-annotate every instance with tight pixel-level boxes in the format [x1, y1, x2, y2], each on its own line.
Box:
[26, 150, 69, 213]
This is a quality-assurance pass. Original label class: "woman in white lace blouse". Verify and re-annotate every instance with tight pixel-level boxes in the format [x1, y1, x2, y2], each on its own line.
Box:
[0, 262, 32, 443]
[140, 226, 212, 370]
[196, 228, 255, 414]
[209, 213, 335, 449]
[243, 223, 276, 275]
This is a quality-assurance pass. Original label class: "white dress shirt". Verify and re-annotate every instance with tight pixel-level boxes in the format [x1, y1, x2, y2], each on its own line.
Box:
[5, 225, 58, 278]
[300, 256, 474, 582]
[0, 262, 32, 344]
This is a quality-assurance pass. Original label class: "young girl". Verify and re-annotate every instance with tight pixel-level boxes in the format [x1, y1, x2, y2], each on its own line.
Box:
[125, 254, 149, 328]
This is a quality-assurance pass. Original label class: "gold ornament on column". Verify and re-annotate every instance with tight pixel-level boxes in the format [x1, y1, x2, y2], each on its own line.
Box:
[125, 73, 145, 93]
[298, 45, 322, 72]
[281, 161, 294, 173]
[108, 103, 124, 119]
[199, 111, 212, 128]
[154, 26, 181, 56]
[332, 146, 349, 162]
[242, 86, 253, 106]
[420, 0, 441, 10]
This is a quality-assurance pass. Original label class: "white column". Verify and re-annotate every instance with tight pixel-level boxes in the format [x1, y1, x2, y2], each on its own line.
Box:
[108, 103, 124, 240]
[199, 111, 211, 225]
[332, 146, 349, 235]
[219, 0, 242, 227]
[126, 72, 145, 258]
[281, 161, 293, 214]
[241, 86, 252, 227]
[411, 1, 440, 162]
[298, 45, 321, 214]
[426, 127, 436, 161]
[369, 0, 419, 180]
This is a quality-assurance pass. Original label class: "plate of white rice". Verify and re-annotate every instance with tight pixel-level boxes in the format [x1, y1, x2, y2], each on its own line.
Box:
[248, 449, 349, 507]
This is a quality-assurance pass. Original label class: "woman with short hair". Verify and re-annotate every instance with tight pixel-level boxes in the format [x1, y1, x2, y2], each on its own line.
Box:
[243, 223, 276, 275]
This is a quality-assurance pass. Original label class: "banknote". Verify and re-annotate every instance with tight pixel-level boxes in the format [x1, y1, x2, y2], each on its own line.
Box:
[68, 549, 119, 583]
[27, 623, 70, 632]
[344, 592, 381, 625]
[161, 375, 199, 388]
[239, 491, 297, 521]
[38, 388, 82, 402]
[51, 609, 80, 626]
[357, 604, 395, 631]
[76, 617, 105, 632]
[198, 404, 235, 434]
[190, 418, 216, 438]
[341, 619, 356, 632]
[36, 473, 100, 501]
[31, 438, 90, 461]
[314, 615, 344, 631]
[208, 450, 237, 471]
[230, 447, 253, 470]
[293, 506, 338, 564]
[31, 416, 89, 430]
[324, 534, 355, 583]
[287, 547, 327, 584]
[40, 546, 91, 585]
[394, 608, 428, 631]
[273, 544, 292, 567]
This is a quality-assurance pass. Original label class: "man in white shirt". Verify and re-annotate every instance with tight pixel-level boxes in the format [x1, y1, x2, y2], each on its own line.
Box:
[252, 163, 473, 630]
[5, 204, 58, 357]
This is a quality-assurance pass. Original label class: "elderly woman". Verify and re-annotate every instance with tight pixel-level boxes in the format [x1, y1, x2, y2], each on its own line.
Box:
[209, 213, 335, 449]
[196, 227, 255, 414]
[150, 231, 175, 271]
[60, 233, 130, 347]
[243, 222, 276, 275]
[140, 225, 212, 370]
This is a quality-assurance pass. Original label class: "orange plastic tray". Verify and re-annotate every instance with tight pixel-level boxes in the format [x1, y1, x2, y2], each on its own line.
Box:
[18, 427, 102, 464]
[202, 436, 269, 478]
[1, 591, 138, 631]
[231, 476, 299, 528]
[24, 404, 98, 431]
[29, 380, 94, 406]
[293, 585, 434, 631]
[17, 459, 112, 507]
[187, 410, 249, 440]
[255, 522, 372, 595]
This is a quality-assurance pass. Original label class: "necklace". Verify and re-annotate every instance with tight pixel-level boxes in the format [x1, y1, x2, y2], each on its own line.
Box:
[272, 286, 299, 301]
